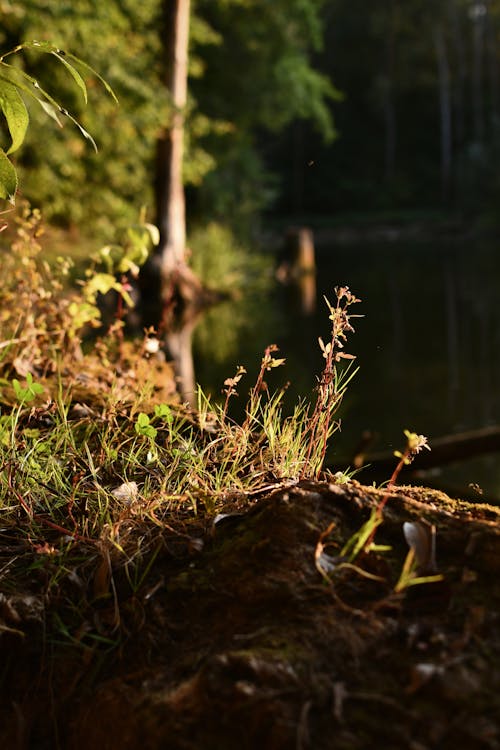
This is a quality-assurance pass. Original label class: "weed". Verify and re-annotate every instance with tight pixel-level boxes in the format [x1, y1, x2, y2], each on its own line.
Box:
[315, 429, 444, 600]
[5, 209, 446, 654]
[376, 429, 431, 517]
[394, 547, 443, 593]
[12, 372, 44, 404]
[301, 287, 361, 478]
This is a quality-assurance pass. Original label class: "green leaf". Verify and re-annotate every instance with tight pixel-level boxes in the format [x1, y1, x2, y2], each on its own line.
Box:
[71, 117, 97, 152]
[36, 98, 63, 126]
[21, 41, 117, 104]
[84, 272, 119, 298]
[0, 147, 17, 202]
[143, 222, 160, 246]
[64, 51, 119, 103]
[154, 403, 173, 421]
[50, 51, 88, 104]
[12, 378, 21, 398]
[0, 79, 29, 153]
[0, 66, 97, 150]
[1, 41, 117, 103]
[340, 508, 382, 562]
[135, 412, 157, 440]
[0, 71, 61, 125]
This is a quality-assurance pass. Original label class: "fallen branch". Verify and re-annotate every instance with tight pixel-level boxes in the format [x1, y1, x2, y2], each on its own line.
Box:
[330, 426, 500, 495]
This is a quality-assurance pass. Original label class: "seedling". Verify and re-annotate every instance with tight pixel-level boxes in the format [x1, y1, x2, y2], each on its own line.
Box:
[12, 372, 44, 403]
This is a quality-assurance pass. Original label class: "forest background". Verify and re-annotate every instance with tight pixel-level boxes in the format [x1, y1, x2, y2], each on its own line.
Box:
[2, 0, 498, 247]
[3, 5, 500, 745]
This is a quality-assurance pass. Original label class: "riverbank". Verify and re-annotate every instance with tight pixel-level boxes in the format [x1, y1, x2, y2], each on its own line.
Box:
[263, 208, 500, 249]
[2, 211, 500, 748]
[2, 479, 500, 749]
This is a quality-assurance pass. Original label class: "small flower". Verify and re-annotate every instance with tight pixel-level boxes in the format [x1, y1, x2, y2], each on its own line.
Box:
[318, 337, 331, 358]
[404, 429, 431, 455]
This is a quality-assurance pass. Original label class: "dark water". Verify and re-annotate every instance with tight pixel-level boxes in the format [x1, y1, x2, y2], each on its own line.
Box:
[194, 238, 500, 497]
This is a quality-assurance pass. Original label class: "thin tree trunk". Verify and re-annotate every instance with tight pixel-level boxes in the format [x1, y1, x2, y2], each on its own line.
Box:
[449, 0, 466, 148]
[434, 25, 452, 201]
[156, 0, 190, 281]
[471, 0, 486, 144]
[383, 0, 397, 181]
[485, 0, 499, 129]
[164, 314, 198, 406]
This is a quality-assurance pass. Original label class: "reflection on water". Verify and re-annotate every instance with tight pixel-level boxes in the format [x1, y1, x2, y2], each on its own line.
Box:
[193, 238, 500, 496]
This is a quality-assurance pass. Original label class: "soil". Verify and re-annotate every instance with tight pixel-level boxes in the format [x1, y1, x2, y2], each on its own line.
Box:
[2, 480, 500, 749]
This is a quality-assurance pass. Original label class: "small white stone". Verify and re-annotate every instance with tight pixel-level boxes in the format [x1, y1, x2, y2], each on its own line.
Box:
[111, 481, 139, 504]
[144, 337, 160, 354]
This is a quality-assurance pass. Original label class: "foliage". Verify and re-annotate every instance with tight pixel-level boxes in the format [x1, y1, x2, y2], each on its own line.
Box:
[0, 0, 167, 235]
[0, 214, 358, 537]
[190, 0, 340, 226]
[189, 221, 263, 292]
[189, 222, 276, 370]
[0, 39, 115, 203]
[11, 371, 44, 403]
[0, 232, 365, 662]
[314, 429, 443, 598]
[301, 287, 360, 478]
[4, 1, 500, 228]
[0, 0, 339, 237]
[0, 205, 155, 376]
[0, 212, 457, 670]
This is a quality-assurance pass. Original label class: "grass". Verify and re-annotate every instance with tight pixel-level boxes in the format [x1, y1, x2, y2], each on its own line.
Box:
[0, 206, 440, 658]
[0, 208, 363, 636]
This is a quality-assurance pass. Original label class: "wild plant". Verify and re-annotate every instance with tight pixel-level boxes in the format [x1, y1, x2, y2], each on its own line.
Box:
[315, 429, 443, 597]
[376, 429, 431, 517]
[0, 212, 370, 648]
[191, 289, 361, 497]
[301, 286, 361, 478]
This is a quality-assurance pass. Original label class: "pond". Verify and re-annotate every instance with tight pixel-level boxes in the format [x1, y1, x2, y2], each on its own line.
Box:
[193, 236, 500, 498]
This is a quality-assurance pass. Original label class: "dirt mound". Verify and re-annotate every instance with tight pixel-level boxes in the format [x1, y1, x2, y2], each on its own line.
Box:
[2, 481, 500, 749]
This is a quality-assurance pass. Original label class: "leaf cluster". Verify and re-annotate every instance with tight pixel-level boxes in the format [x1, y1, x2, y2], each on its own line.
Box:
[0, 40, 116, 203]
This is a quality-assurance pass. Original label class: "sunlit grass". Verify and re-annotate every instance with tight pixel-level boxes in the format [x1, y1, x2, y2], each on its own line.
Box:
[0, 206, 368, 652]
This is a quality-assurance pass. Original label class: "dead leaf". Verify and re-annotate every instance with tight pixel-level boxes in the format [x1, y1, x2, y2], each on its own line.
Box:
[12, 356, 33, 377]
[0, 593, 21, 624]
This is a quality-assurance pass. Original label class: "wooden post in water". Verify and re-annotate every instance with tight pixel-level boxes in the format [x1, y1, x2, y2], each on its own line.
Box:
[285, 227, 316, 275]
[281, 227, 317, 314]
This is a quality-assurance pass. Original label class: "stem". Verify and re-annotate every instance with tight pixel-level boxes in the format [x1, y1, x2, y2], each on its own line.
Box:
[0, 44, 24, 63]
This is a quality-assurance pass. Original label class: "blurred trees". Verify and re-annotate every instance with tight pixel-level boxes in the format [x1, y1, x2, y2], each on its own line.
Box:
[189, 0, 340, 228]
[271, 0, 500, 216]
[3, 0, 500, 234]
[0, 0, 337, 240]
[0, 0, 167, 238]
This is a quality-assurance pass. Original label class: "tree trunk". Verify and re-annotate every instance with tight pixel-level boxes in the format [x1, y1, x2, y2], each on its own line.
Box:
[434, 25, 452, 201]
[471, 0, 486, 144]
[449, 0, 466, 149]
[156, 0, 190, 284]
[141, 0, 210, 330]
[485, 0, 499, 130]
[383, 0, 397, 182]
